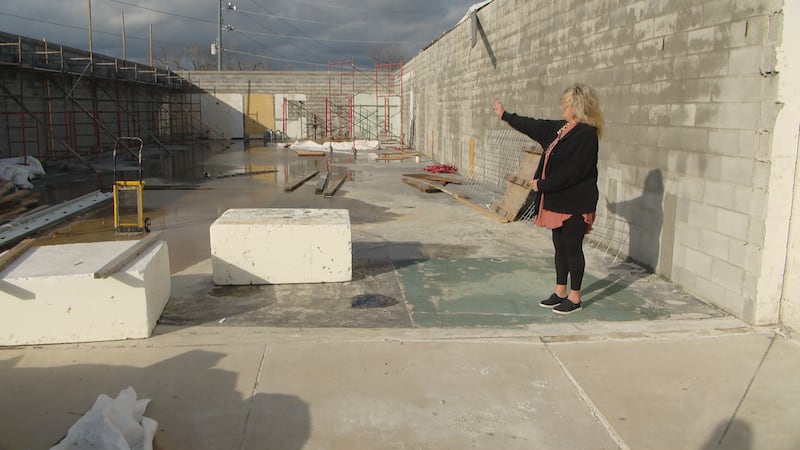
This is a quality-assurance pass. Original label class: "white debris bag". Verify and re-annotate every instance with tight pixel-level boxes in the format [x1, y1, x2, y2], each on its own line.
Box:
[0, 156, 46, 189]
[50, 386, 157, 450]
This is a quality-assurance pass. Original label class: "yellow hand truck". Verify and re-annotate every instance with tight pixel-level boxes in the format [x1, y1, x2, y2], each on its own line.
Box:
[112, 137, 151, 234]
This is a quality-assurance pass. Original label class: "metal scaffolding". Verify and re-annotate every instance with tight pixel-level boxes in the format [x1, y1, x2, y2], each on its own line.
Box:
[0, 31, 207, 170]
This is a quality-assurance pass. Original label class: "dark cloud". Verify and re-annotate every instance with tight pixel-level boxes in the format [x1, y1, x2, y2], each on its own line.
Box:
[0, 0, 478, 70]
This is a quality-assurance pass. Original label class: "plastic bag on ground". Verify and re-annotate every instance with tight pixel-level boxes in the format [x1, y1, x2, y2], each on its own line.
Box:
[50, 386, 157, 450]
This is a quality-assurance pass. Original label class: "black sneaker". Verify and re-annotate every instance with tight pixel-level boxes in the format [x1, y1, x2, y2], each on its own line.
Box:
[553, 300, 582, 315]
[539, 293, 566, 309]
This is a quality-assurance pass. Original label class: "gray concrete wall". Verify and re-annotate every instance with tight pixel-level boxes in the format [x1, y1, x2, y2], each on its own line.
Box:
[181, 70, 401, 141]
[403, 0, 800, 329]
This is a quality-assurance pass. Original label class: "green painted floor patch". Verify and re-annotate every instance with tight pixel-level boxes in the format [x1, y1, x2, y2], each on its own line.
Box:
[397, 258, 670, 327]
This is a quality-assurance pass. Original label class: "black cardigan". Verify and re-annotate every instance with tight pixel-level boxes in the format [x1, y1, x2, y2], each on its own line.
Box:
[501, 111, 599, 214]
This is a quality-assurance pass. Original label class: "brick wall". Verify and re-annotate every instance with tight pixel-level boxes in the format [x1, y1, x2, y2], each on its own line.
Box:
[403, 0, 800, 328]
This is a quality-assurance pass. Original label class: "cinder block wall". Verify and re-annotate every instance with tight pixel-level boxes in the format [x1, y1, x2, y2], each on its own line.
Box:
[182, 70, 379, 138]
[403, 0, 800, 328]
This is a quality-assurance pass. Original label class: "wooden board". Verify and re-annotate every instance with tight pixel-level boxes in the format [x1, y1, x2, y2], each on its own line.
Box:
[323, 174, 346, 198]
[402, 177, 441, 193]
[402, 173, 462, 185]
[284, 170, 320, 192]
[489, 146, 541, 221]
[295, 150, 326, 157]
[94, 232, 162, 279]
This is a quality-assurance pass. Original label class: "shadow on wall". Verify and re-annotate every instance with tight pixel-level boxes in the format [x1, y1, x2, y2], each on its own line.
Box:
[605, 169, 664, 272]
[0, 350, 311, 450]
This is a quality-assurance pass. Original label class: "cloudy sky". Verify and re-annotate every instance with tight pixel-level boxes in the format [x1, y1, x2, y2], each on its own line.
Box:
[0, 0, 481, 70]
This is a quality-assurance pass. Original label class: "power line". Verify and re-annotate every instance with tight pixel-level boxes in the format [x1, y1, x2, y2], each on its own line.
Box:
[103, 0, 215, 25]
[233, 28, 427, 45]
[233, 8, 332, 26]
[223, 48, 328, 69]
[0, 11, 188, 48]
[289, 0, 419, 15]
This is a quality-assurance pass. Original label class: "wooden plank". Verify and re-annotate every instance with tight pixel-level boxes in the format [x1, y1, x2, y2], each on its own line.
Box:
[315, 172, 330, 194]
[284, 170, 320, 192]
[402, 177, 440, 193]
[453, 196, 511, 223]
[505, 174, 532, 188]
[0, 238, 35, 273]
[295, 150, 326, 157]
[93, 232, 162, 279]
[323, 174, 346, 198]
[491, 182, 533, 221]
[516, 146, 542, 180]
[401, 173, 462, 185]
[403, 176, 509, 223]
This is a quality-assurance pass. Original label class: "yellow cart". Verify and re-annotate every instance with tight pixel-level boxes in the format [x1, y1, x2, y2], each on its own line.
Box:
[112, 137, 151, 234]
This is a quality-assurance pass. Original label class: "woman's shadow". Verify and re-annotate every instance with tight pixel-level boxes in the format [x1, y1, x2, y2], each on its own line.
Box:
[604, 169, 664, 272]
[584, 170, 664, 306]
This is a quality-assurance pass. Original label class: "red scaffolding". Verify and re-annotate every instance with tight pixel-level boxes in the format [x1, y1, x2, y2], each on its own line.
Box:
[326, 59, 354, 139]
[375, 62, 403, 145]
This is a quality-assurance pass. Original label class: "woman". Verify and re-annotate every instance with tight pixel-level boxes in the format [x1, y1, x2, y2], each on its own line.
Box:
[492, 84, 603, 314]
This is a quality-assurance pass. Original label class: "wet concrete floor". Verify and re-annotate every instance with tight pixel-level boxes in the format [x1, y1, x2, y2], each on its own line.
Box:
[30, 139, 727, 329]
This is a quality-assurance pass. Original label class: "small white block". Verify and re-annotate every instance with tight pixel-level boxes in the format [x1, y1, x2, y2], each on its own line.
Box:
[210, 208, 352, 285]
[0, 240, 171, 346]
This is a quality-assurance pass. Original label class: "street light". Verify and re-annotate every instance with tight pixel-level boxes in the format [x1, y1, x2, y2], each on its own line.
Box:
[216, 1, 236, 70]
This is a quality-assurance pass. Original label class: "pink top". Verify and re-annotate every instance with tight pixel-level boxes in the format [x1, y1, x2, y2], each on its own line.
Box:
[533, 122, 595, 233]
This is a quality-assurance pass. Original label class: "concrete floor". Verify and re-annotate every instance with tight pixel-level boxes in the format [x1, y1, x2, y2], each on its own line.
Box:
[3, 141, 800, 449]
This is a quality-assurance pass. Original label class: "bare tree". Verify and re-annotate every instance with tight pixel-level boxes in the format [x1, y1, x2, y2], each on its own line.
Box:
[367, 46, 407, 65]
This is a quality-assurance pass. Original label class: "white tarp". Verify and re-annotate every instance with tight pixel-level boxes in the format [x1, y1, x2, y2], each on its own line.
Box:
[289, 140, 381, 154]
[50, 387, 157, 450]
[0, 156, 45, 189]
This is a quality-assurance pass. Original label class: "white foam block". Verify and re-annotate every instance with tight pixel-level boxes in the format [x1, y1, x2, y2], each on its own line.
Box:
[0, 240, 171, 346]
[211, 208, 352, 285]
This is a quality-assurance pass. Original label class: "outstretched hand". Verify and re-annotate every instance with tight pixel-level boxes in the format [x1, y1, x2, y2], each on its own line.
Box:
[492, 98, 504, 118]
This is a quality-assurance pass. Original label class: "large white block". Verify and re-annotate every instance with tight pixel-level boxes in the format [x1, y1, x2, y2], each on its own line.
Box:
[0, 240, 171, 346]
[211, 208, 352, 285]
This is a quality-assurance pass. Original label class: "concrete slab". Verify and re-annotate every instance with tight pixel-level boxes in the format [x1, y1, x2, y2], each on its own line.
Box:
[210, 208, 351, 285]
[548, 333, 777, 450]
[0, 343, 265, 450]
[0, 240, 170, 345]
[726, 337, 800, 450]
[244, 340, 619, 450]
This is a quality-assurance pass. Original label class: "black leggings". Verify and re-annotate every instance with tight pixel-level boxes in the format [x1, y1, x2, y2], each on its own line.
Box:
[551, 214, 587, 291]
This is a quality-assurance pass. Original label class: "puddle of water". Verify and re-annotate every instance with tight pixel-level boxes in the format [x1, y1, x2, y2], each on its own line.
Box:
[351, 294, 399, 308]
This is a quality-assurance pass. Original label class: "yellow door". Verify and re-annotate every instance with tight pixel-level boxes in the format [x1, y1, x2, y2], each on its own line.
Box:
[244, 93, 275, 138]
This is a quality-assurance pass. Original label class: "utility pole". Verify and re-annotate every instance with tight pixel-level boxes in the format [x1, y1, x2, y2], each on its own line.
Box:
[87, 0, 93, 66]
[216, 1, 236, 71]
[148, 24, 153, 67]
[217, 0, 222, 70]
[121, 11, 126, 61]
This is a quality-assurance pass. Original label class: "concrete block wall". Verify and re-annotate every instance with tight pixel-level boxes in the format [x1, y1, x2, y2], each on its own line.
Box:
[403, 0, 800, 329]
[181, 70, 382, 140]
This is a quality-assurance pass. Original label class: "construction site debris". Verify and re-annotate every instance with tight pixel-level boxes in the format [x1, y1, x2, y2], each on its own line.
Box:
[50, 386, 157, 450]
[423, 164, 458, 174]
[0, 156, 45, 189]
[0, 182, 41, 221]
[289, 140, 380, 154]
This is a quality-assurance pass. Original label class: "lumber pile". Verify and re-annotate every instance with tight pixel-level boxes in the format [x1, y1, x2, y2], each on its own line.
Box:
[489, 145, 541, 221]
[0, 181, 40, 222]
[401, 173, 462, 192]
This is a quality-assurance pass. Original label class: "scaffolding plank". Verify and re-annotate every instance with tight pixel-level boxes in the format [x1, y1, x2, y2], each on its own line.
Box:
[0, 191, 112, 249]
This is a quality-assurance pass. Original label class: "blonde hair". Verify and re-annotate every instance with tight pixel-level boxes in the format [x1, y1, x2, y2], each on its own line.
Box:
[562, 83, 604, 139]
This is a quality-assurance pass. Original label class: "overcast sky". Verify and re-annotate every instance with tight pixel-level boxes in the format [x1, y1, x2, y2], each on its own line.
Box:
[0, 0, 481, 70]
